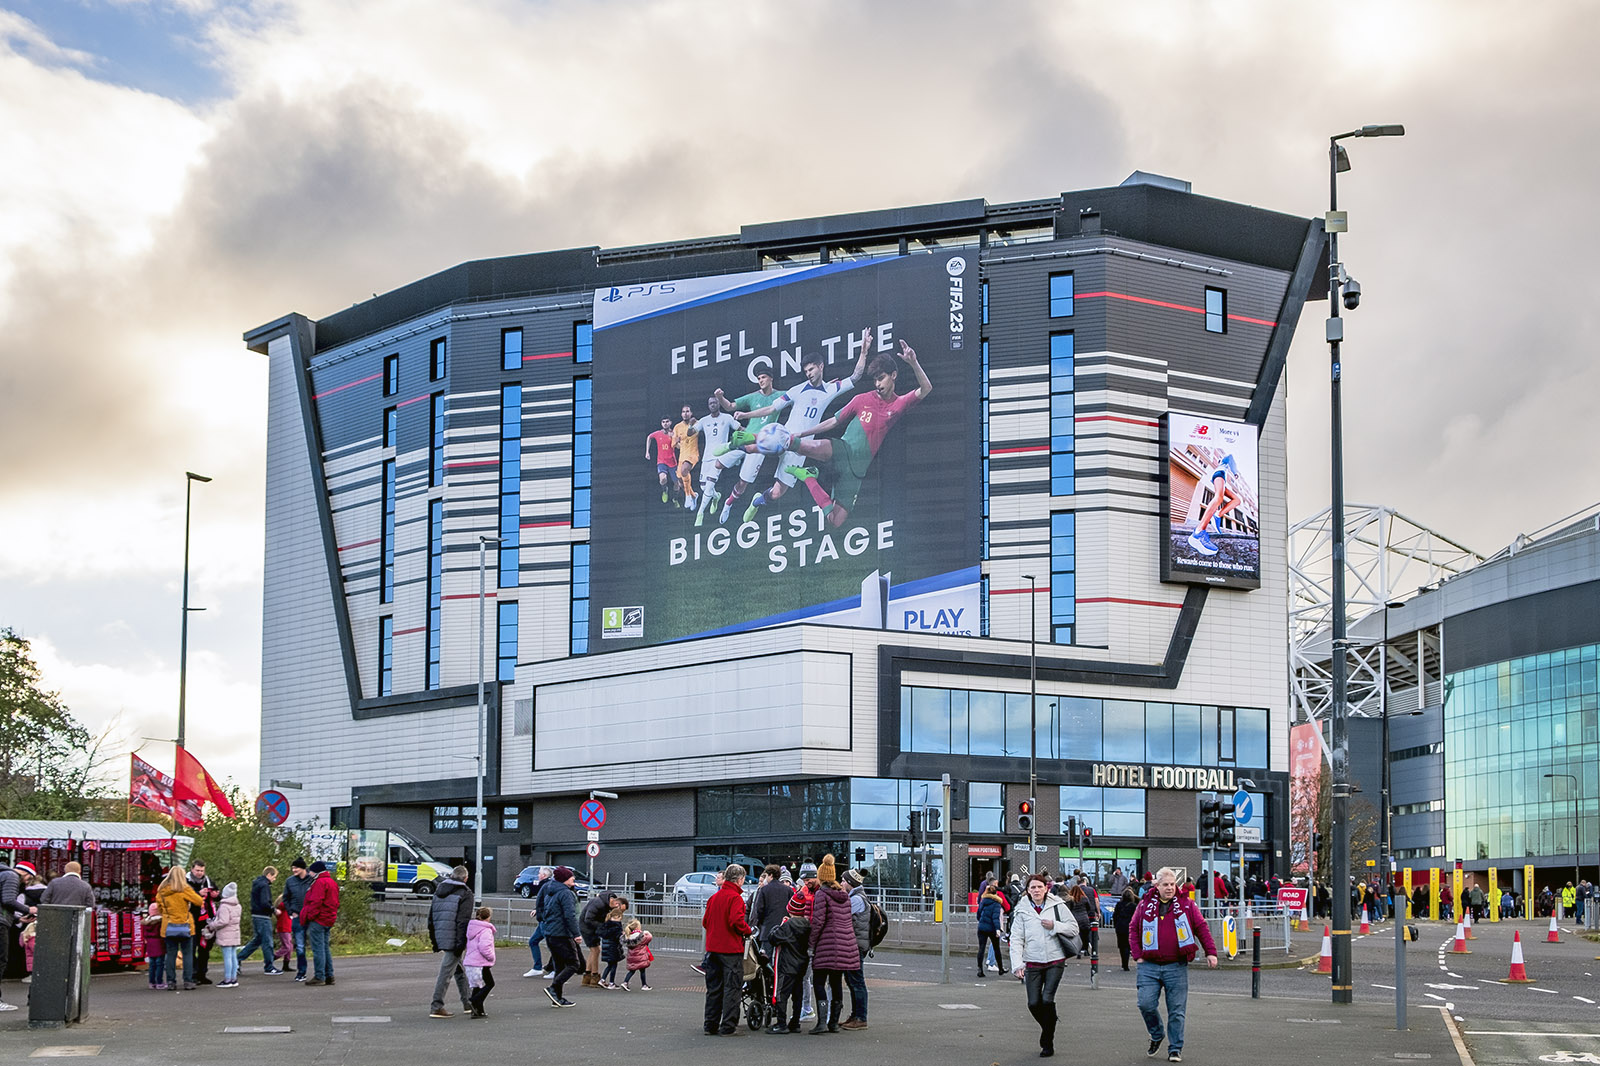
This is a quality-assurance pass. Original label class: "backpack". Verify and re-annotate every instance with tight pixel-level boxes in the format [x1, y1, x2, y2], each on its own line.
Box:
[867, 901, 889, 948]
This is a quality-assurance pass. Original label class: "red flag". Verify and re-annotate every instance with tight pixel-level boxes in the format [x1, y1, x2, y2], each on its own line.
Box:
[174, 746, 237, 818]
[129, 754, 204, 826]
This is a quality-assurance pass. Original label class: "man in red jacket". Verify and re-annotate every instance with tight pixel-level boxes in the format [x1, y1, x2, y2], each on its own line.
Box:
[701, 863, 752, 1035]
[1130, 867, 1217, 1063]
[301, 861, 341, 987]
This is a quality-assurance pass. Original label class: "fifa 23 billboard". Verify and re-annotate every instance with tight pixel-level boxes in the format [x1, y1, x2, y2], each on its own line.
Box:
[1160, 412, 1262, 590]
[587, 253, 981, 648]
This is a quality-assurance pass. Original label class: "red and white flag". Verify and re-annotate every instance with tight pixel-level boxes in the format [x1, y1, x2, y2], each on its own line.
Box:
[129, 753, 204, 827]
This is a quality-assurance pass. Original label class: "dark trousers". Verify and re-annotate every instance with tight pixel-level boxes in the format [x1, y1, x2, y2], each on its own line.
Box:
[812, 968, 844, 1026]
[547, 936, 579, 997]
[193, 939, 211, 979]
[977, 931, 1002, 972]
[469, 966, 495, 1013]
[164, 934, 195, 989]
[844, 966, 867, 1021]
[1024, 961, 1064, 1051]
[774, 970, 804, 1028]
[703, 951, 742, 1033]
[1117, 930, 1132, 970]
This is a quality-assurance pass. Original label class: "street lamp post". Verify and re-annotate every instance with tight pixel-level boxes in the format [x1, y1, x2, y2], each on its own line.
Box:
[1545, 772, 1580, 911]
[177, 471, 212, 751]
[474, 535, 501, 905]
[1325, 122, 1404, 1007]
[1380, 598, 1412, 1030]
[1022, 573, 1038, 867]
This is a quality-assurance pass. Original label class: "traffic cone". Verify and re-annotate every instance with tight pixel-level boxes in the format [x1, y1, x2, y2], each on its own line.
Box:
[1547, 912, 1562, 943]
[1464, 909, 1476, 939]
[1360, 905, 1371, 934]
[1451, 920, 1471, 954]
[1299, 902, 1311, 932]
[1316, 924, 1333, 973]
[1502, 930, 1534, 983]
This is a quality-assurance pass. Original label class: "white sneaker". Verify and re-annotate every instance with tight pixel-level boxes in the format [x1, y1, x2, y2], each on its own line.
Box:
[540, 970, 554, 979]
[524, 968, 543, 978]
[0, 1001, 17, 1012]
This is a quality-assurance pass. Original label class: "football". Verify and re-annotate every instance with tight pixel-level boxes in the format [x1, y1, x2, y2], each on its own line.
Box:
[754, 423, 793, 455]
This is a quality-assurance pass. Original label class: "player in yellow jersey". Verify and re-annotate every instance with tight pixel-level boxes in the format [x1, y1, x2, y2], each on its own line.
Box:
[671, 403, 701, 511]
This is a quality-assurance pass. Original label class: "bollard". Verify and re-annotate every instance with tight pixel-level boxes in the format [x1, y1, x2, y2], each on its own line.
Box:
[1089, 921, 1099, 989]
[1251, 927, 1261, 999]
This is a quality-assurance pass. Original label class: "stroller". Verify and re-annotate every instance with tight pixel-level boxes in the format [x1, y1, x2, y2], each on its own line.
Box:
[741, 939, 776, 1031]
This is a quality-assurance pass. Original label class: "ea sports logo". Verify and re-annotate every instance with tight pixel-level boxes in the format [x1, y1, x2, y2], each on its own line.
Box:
[945, 256, 967, 276]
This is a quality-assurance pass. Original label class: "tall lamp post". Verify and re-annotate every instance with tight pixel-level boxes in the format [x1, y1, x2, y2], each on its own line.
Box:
[1325, 122, 1404, 1006]
[177, 471, 212, 750]
[1545, 772, 1580, 910]
[1380, 598, 1417, 1031]
[1022, 573, 1038, 868]
[474, 535, 501, 904]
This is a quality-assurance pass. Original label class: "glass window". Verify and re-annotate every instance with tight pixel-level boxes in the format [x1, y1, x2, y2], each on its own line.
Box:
[969, 690, 1005, 757]
[573, 377, 592, 529]
[1102, 700, 1144, 761]
[570, 543, 590, 655]
[1205, 287, 1226, 333]
[383, 354, 399, 397]
[969, 782, 1005, 835]
[500, 806, 520, 832]
[1060, 697, 1102, 761]
[1049, 272, 1074, 318]
[1237, 707, 1268, 767]
[981, 278, 990, 326]
[429, 393, 445, 487]
[497, 601, 518, 683]
[911, 688, 951, 755]
[383, 406, 397, 448]
[1219, 707, 1236, 762]
[430, 336, 448, 380]
[1200, 705, 1218, 764]
[380, 459, 396, 603]
[1145, 703, 1174, 763]
[574, 322, 593, 364]
[1050, 333, 1074, 496]
[378, 616, 393, 697]
[1004, 694, 1033, 758]
[499, 384, 522, 587]
[1051, 512, 1075, 644]
[501, 328, 523, 372]
[426, 499, 443, 689]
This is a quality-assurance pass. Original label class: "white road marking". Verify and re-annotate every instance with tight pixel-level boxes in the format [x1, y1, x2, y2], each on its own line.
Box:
[1426, 983, 1478, 991]
[1447, 972, 1466, 978]
[1465, 1030, 1600, 1037]
[1424, 993, 1448, 1002]
[863, 962, 902, 968]
[1372, 983, 1397, 990]
[1574, 996, 1596, 1004]
[1528, 987, 1561, 994]
[938, 1004, 981, 1010]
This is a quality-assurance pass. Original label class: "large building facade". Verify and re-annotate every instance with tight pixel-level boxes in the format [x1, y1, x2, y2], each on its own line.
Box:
[246, 176, 1323, 895]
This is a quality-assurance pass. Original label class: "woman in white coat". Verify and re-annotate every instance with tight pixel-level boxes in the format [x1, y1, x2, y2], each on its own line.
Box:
[1009, 872, 1071, 1057]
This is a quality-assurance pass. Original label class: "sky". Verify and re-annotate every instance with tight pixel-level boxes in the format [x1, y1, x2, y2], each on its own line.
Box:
[2, 0, 1598, 800]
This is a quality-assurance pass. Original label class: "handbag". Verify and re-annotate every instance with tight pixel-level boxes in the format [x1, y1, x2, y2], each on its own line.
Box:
[1052, 904, 1083, 958]
[166, 921, 193, 937]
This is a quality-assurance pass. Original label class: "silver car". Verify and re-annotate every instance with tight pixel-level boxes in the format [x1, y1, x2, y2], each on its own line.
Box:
[672, 871, 720, 905]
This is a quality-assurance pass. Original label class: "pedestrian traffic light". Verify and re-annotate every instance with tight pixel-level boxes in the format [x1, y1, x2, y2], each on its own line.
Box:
[1064, 815, 1077, 848]
[1197, 794, 1225, 848]
[855, 847, 866, 863]
[1017, 799, 1034, 833]
[926, 808, 941, 832]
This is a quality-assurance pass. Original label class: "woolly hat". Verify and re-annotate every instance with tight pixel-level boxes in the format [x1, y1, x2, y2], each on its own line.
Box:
[222, 882, 238, 899]
[14, 861, 37, 879]
[291, 856, 308, 871]
[799, 862, 818, 880]
[309, 861, 328, 874]
[786, 890, 808, 916]
[553, 866, 575, 883]
[817, 854, 837, 887]
[842, 868, 863, 888]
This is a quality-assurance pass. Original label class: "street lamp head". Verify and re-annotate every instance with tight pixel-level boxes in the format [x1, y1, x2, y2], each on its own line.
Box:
[186, 472, 212, 483]
[1333, 143, 1352, 173]
[1357, 124, 1406, 138]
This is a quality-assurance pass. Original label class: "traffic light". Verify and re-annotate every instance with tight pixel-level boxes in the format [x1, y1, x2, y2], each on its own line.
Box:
[855, 847, 866, 863]
[1017, 798, 1034, 833]
[909, 810, 922, 838]
[1082, 827, 1093, 848]
[1064, 815, 1078, 849]
[1197, 794, 1224, 848]
[1215, 803, 1236, 848]
[926, 807, 941, 832]
[1311, 831, 1323, 856]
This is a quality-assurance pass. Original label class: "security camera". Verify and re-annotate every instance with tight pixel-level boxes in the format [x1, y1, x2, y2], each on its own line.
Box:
[1342, 278, 1362, 311]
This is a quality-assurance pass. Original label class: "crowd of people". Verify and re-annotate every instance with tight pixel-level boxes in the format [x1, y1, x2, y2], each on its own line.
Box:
[0, 853, 341, 1011]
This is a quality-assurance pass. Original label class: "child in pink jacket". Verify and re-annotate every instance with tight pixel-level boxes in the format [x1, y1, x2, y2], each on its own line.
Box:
[462, 906, 497, 1018]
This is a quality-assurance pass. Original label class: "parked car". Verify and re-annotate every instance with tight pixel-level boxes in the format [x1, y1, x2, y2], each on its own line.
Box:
[513, 865, 593, 899]
[672, 871, 720, 905]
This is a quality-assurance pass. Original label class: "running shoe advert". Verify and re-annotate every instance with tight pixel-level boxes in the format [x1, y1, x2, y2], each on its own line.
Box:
[1160, 412, 1262, 589]
[587, 253, 981, 648]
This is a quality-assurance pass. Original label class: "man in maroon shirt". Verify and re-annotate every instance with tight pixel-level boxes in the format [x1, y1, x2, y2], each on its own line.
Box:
[790, 340, 932, 528]
[701, 863, 752, 1035]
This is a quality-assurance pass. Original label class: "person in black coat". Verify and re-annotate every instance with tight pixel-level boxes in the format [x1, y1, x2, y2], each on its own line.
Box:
[427, 868, 474, 1017]
[1112, 887, 1138, 971]
[767, 910, 811, 1033]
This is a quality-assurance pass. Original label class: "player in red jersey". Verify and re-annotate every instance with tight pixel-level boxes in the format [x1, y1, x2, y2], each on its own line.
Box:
[644, 416, 678, 505]
[788, 339, 932, 528]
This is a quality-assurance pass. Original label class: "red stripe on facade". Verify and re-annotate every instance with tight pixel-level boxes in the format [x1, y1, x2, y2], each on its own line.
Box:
[337, 539, 380, 552]
[990, 585, 1049, 595]
[1227, 312, 1277, 327]
[1077, 596, 1184, 609]
[393, 626, 426, 636]
[520, 520, 572, 529]
[442, 592, 498, 601]
[524, 350, 573, 362]
[991, 445, 1049, 455]
[1077, 290, 1276, 327]
[395, 393, 432, 408]
[313, 372, 382, 400]
[444, 459, 498, 469]
[1075, 414, 1161, 427]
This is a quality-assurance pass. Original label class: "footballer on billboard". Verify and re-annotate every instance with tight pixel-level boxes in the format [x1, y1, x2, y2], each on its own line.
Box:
[587, 253, 981, 647]
[1160, 412, 1262, 589]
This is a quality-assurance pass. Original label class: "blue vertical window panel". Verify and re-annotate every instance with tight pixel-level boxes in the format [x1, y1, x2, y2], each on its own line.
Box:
[499, 385, 522, 588]
[570, 543, 590, 655]
[574, 322, 593, 364]
[1051, 512, 1075, 645]
[497, 601, 518, 683]
[427, 499, 443, 689]
[501, 328, 523, 371]
[431, 336, 448, 379]
[981, 338, 990, 561]
[383, 406, 397, 448]
[380, 459, 396, 603]
[981, 279, 990, 326]
[1205, 287, 1227, 333]
[379, 616, 393, 697]
[1050, 333, 1074, 496]
[573, 377, 592, 529]
[1049, 272, 1074, 318]
[430, 394, 445, 487]
[383, 354, 399, 396]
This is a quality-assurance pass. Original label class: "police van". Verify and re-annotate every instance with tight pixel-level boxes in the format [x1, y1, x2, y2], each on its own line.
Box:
[311, 827, 454, 896]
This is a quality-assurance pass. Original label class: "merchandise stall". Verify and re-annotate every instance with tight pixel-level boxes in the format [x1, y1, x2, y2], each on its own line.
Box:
[0, 819, 194, 973]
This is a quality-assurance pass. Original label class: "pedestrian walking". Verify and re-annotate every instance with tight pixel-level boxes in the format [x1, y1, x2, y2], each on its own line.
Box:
[284, 857, 312, 980]
[211, 882, 243, 987]
[1113, 886, 1139, 971]
[157, 864, 204, 992]
[977, 879, 1005, 976]
[541, 867, 583, 1007]
[598, 894, 629, 988]
[273, 894, 294, 969]
[301, 861, 340, 986]
[580, 884, 620, 987]
[1131, 867, 1218, 1063]
[702, 862, 752, 1035]
[768, 900, 811, 1033]
[807, 854, 859, 1034]
[523, 867, 550, 977]
[622, 917, 653, 989]
[463, 906, 497, 1018]
[236, 866, 283, 975]
[841, 868, 870, 1029]
[1009, 872, 1070, 1058]
[427, 866, 475, 1018]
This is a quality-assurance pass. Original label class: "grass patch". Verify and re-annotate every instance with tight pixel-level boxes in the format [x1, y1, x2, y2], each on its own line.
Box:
[332, 923, 429, 956]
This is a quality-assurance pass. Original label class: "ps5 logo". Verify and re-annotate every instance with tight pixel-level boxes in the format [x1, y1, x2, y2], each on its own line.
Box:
[600, 283, 677, 303]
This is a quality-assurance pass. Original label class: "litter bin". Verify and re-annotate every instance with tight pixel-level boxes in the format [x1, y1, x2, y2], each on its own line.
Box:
[28, 905, 92, 1029]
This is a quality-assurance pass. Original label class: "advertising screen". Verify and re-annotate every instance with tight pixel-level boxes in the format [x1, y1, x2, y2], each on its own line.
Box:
[1160, 412, 1261, 589]
[587, 253, 981, 648]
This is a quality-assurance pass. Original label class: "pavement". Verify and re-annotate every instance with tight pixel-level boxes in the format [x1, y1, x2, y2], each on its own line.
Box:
[0, 943, 1478, 1066]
